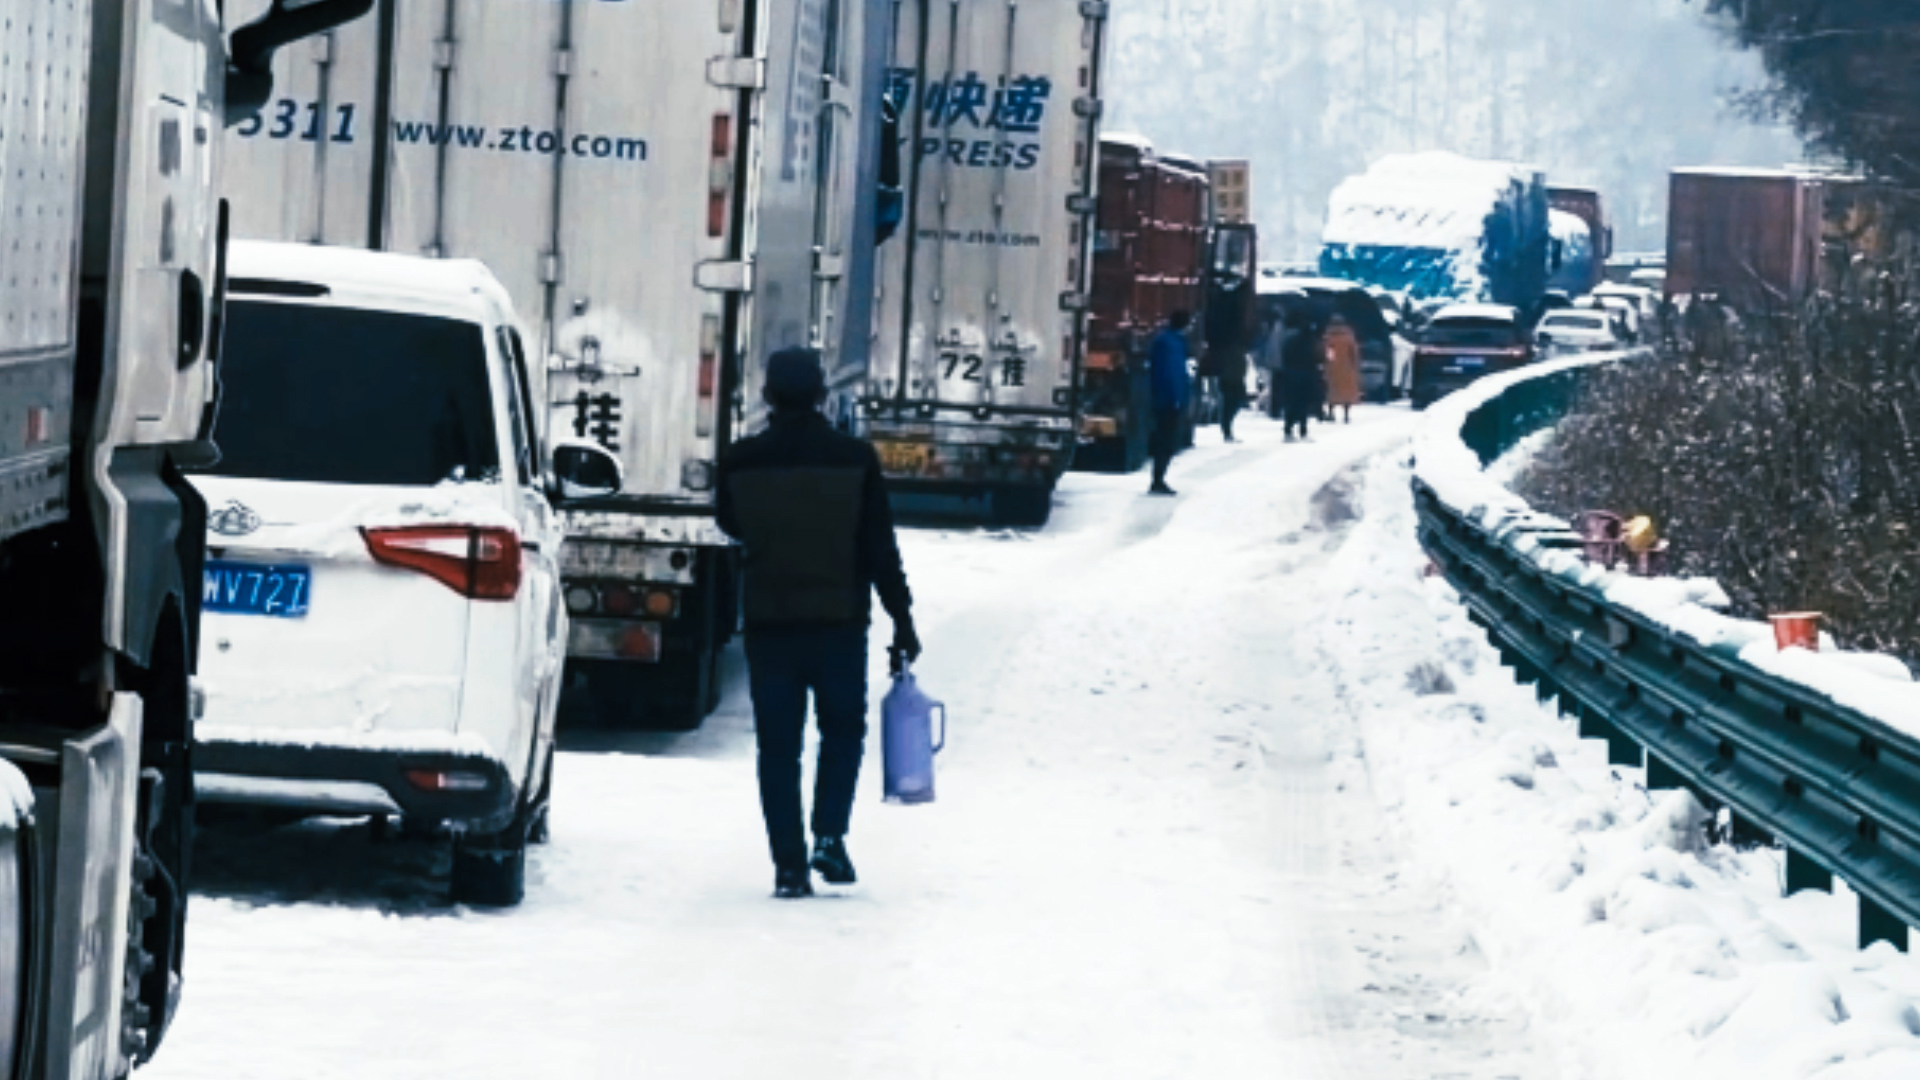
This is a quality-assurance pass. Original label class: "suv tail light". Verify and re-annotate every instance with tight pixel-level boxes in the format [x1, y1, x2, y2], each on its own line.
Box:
[362, 526, 523, 601]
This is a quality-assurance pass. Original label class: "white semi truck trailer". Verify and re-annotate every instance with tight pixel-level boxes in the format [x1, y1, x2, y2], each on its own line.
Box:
[858, 0, 1109, 526]
[223, 0, 895, 727]
[0, 0, 366, 1074]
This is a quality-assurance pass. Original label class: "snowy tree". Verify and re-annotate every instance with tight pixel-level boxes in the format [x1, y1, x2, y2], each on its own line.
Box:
[1703, 1, 1920, 220]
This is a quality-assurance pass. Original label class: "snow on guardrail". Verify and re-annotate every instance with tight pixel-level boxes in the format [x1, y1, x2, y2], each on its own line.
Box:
[1411, 353, 1920, 745]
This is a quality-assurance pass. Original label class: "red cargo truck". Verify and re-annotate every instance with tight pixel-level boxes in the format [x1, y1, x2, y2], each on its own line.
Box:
[1080, 136, 1211, 472]
[1549, 186, 1612, 294]
[1666, 168, 1824, 309]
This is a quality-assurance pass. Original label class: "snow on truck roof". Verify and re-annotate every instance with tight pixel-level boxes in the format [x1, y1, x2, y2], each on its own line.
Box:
[1101, 132, 1155, 153]
[1323, 152, 1540, 249]
[1549, 208, 1591, 242]
[1669, 166, 1811, 180]
[1257, 275, 1368, 297]
[227, 241, 516, 324]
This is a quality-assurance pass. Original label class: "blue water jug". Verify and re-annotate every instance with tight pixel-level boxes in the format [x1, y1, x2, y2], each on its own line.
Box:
[881, 664, 945, 805]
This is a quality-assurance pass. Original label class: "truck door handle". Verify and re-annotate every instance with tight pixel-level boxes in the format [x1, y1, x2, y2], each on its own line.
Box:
[178, 270, 206, 369]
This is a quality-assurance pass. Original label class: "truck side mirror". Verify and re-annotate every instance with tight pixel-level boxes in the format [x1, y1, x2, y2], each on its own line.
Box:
[550, 442, 625, 502]
[226, 0, 376, 126]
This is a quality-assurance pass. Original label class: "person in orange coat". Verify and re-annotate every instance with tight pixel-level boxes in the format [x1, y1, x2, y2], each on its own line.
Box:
[1322, 314, 1363, 423]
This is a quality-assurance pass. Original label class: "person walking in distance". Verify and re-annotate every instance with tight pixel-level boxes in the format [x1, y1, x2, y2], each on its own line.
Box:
[717, 348, 921, 899]
[1279, 314, 1324, 441]
[1323, 313, 1363, 424]
[1205, 278, 1254, 442]
[1148, 310, 1192, 496]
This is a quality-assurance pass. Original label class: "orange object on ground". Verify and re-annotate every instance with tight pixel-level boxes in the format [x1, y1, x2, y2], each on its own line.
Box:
[1770, 612, 1822, 652]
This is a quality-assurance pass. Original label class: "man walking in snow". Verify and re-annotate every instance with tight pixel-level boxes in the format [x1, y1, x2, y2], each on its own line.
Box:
[1279, 314, 1324, 441]
[1148, 310, 1192, 496]
[1205, 278, 1254, 442]
[717, 348, 921, 899]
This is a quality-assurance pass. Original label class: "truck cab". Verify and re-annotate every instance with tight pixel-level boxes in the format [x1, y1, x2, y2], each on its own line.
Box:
[0, 0, 368, 1073]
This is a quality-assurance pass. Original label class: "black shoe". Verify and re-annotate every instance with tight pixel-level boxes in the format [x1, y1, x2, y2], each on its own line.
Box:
[774, 867, 814, 899]
[1148, 481, 1177, 497]
[811, 836, 857, 886]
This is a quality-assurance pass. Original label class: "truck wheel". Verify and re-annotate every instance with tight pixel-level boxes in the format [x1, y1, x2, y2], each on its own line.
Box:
[992, 486, 1054, 528]
[451, 814, 529, 907]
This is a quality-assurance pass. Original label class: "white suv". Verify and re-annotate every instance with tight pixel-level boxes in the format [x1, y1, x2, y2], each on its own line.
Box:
[189, 242, 620, 906]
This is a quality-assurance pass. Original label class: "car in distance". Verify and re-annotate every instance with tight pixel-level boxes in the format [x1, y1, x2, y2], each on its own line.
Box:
[1534, 309, 1623, 356]
[1581, 293, 1643, 344]
[1409, 303, 1535, 410]
[189, 242, 623, 906]
[1592, 281, 1660, 324]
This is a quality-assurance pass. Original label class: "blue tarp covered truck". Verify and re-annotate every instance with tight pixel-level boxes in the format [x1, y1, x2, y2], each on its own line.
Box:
[1318, 153, 1552, 312]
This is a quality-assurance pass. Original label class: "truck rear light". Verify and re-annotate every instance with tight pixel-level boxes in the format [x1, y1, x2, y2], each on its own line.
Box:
[568, 619, 663, 662]
[361, 526, 522, 601]
[405, 770, 491, 793]
[600, 583, 641, 617]
[24, 406, 51, 446]
[614, 624, 661, 660]
[697, 314, 721, 438]
[564, 585, 598, 615]
[643, 588, 678, 618]
[698, 351, 717, 397]
[708, 114, 732, 238]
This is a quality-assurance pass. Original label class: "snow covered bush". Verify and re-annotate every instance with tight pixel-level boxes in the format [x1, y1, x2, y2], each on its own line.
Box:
[1518, 281, 1920, 666]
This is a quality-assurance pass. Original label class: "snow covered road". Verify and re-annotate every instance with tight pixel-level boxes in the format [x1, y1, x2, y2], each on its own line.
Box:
[144, 406, 1920, 1079]
[146, 410, 1553, 1079]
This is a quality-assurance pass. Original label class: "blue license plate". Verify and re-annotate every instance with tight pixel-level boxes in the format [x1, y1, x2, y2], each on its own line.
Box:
[204, 561, 311, 619]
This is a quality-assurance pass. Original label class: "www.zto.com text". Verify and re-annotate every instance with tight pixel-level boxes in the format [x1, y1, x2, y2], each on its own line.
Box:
[235, 100, 647, 163]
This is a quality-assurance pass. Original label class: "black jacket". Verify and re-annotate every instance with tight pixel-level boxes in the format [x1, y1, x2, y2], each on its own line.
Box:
[716, 411, 912, 631]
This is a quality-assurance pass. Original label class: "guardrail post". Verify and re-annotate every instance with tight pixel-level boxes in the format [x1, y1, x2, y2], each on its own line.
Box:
[1646, 752, 1685, 792]
[1785, 848, 1831, 895]
[1859, 894, 1910, 952]
[1728, 812, 1772, 848]
[1577, 705, 1643, 766]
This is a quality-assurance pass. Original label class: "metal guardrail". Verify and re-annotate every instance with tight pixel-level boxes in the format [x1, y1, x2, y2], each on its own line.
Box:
[1415, 364, 1920, 951]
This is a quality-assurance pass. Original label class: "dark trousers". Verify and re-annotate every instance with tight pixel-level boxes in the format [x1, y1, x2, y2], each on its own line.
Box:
[1280, 372, 1319, 439]
[1219, 377, 1247, 440]
[1149, 407, 1181, 486]
[745, 627, 869, 872]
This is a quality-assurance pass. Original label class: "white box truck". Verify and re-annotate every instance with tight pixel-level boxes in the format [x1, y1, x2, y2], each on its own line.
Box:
[0, 0, 367, 1073]
[858, 0, 1110, 526]
[222, 0, 893, 727]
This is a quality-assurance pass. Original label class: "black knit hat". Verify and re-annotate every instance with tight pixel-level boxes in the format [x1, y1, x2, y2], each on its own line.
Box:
[764, 347, 826, 410]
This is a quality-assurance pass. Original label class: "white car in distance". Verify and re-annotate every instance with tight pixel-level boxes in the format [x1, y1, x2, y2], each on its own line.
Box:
[189, 242, 622, 906]
[1534, 310, 1623, 356]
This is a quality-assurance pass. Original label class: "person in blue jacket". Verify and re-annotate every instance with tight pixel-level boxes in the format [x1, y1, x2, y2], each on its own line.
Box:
[1147, 311, 1192, 496]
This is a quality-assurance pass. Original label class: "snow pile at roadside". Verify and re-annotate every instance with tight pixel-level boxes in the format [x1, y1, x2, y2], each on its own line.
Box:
[1414, 356, 1920, 739]
[1323, 450, 1920, 1080]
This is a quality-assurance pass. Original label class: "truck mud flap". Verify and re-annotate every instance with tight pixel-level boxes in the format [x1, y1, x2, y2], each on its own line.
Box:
[35, 693, 144, 1080]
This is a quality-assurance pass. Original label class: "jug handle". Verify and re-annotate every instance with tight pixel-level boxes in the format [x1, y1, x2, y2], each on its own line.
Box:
[931, 703, 946, 754]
